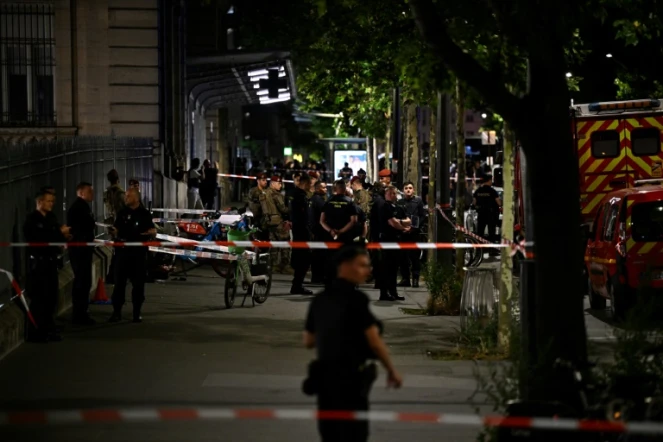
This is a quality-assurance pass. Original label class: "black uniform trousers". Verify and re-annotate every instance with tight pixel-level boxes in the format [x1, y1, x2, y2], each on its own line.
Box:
[310, 230, 327, 283]
[477, 211, 498, 243]
[291, 231, 311, 289]
[381, 243, 400, 297]
[317, 369, 369, 442]
[69, 248, 93, 320]
[111, 249, 147, 315]
[369, 231, 382, 288]
[26, 257, 59, 337]
[399, 232, 422, 281]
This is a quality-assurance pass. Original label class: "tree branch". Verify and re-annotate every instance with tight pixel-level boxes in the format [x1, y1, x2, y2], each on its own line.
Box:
[409, 0, 522, 125]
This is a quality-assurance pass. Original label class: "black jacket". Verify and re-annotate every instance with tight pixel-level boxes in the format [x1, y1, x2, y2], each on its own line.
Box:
[24, 210, 65, 259]
[397, 195, 426, 232]
[67, 197, 96, 243]
[290, 187, 311, 241]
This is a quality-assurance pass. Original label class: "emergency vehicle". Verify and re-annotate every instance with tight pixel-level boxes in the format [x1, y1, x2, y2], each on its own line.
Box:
[585, 185, 663, 319]
[514, 98, 663, 228]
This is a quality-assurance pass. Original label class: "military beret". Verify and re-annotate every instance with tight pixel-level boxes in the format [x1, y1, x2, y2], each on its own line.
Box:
[270, 175, 282, 182]
[350, 176, 362, 183]
[256, 172, 268, 179]
[307, 171, 319, 179]
[378, 169, 392, 177]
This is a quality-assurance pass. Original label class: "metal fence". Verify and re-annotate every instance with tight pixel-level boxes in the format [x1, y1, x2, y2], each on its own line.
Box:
[0, 135, 154, 303]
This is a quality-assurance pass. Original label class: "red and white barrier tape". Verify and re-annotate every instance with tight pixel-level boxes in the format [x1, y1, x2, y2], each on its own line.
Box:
[435, 205, 530, 258]
[217, 173, 333, 185]
[0, 240, 512, 250]
[151, 208, 216, 215]
[0, 407, 659, 434]
[0, 269, 37, 328]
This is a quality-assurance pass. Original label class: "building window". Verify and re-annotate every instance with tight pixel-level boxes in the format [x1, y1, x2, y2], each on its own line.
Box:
[465, 114, 474, 123]
[0, 3, 56, 127]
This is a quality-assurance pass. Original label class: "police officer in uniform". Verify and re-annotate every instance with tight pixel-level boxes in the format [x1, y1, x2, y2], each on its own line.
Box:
[379, 185, 410, 301]
[397, 181, 426, 288]
[108, 188, 156, 323]
[247, 172, 269, 239]
[304, 247, 402, 442]
[320, 180, 358, 244]
[67, 182, 97, 325]
[473, 175, 502, 244]
[290, 173, 313, 294]
[24, 188, 70, 342]
[368, 181, 386, 287]
[309, 181, 328, 284]
[262, 175, 291, 273]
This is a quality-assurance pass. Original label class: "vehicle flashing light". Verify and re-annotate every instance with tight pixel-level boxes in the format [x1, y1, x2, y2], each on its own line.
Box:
[588, 99, 661, 112]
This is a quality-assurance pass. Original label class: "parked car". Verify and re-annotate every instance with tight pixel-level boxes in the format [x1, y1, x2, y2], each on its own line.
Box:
[585, 184, 663, 320]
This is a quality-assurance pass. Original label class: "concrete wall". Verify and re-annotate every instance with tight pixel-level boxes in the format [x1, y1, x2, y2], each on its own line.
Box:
[0, 247, 113, 360]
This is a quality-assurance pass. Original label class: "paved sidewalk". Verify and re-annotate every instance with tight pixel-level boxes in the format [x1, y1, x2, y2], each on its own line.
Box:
[0, 264, 491, 442]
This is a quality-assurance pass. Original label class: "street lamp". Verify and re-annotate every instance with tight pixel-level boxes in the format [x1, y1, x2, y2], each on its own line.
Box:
[606, 53, 613, 58]
[566, 72, 573, 78]
[481, 113, 487, 119]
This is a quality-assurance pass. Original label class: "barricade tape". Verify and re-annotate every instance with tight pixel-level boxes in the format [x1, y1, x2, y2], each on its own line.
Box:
[0, 407, 659, 434]
[217, 173, 333, 186]
[0, 240, 514, 250]
[0, 269, 37, 328]
[435, 205, 531, 258]
[151, 208, 215, 215]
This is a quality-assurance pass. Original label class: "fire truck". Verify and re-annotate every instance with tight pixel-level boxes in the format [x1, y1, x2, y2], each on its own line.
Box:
[514, 98, 663, 231]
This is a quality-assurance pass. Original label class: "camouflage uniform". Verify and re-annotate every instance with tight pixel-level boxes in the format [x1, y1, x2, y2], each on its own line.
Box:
[353, 187, 371, 215]
[247, 186, 268, 230]
[261, 187, 291, 270]
[104, 184, 125, 224]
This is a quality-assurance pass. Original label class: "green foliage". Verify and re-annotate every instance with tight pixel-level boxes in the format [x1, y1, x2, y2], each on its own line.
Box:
[422, 261, 463, 315]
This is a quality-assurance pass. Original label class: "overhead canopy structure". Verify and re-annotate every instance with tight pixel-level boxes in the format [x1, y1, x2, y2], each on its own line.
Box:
[187, 51, 297, 110]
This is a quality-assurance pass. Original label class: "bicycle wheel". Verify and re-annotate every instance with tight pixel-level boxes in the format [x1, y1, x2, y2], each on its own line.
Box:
[466, 235, 484, 267]
[252, 253, 272, 304]
[224, 262, 238, 309]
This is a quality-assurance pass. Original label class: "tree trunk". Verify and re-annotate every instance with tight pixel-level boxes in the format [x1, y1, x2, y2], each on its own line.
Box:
[405, 103, 419, 187]
[428, 108, 438, 262]
[366, 137, 373, 181]
[373, 138, 379, 184]
[498, 120, 515, 352]
[454, 79, 466, 273]
[384, 113, 392, 174]
[517, 58, 588, 403]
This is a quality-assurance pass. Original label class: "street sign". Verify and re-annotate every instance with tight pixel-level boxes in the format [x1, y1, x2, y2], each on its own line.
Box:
[259, 69, 288, 98]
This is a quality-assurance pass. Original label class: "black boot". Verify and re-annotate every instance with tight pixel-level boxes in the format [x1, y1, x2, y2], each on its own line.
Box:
[108, 310, 122, 323]
[379, 291, 394, 301]
[133, 305, 143, 323]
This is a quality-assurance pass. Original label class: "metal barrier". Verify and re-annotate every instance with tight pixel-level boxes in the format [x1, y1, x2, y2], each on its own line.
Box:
[0, 136, 153, 304]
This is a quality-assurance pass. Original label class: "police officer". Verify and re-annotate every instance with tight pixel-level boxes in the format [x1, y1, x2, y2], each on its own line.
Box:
[290, 173, 313, 294]
[67, 182, 96, 325]
[397, 181, 426, 288]
[473, 175, 502, 244]
[262, 175, 291, 273]
[368, 181, 386, 288]
[379, 185, 410, 301]
[303, 247, 402, 442]
[309, 181, 328, 284]
[320, 180, 358, 244]
[247, 172, 269, 238]
[24, 188, 70, 342]
[108, 188, 156, 323]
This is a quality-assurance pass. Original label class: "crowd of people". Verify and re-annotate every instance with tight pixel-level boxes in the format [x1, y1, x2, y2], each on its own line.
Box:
[22, 169, 155, 343]
[245, 167, 427, 301]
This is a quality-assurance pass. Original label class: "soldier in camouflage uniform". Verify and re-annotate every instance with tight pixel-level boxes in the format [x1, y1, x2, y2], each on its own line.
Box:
[306, 171, 319, 199]
[261, 175, 291, 273]
[351, 176, 370, 240]
[247, 172, 269, 238]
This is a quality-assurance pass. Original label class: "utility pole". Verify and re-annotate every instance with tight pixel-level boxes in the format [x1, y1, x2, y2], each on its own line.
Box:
[436, 92, 453, 264]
